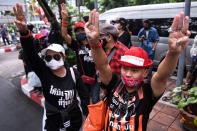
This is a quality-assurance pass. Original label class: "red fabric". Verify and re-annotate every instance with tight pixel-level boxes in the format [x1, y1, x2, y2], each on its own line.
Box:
[119, 47, 153, 68]
[108, 41, 128, 75]
[74, 21, 85, 30]
[35, 33, 44, 40]
[62, 21, 68, 27]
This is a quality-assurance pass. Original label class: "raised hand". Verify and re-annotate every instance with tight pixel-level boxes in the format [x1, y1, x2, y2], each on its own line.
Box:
[84, 9, 100, 44]
[168, 12, 191, 54]
[61, 3, 69, 20]
[13, 3, 28, 34]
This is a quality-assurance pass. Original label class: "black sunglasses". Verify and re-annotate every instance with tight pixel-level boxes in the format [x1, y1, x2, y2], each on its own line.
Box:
[44, 54, 62, 62]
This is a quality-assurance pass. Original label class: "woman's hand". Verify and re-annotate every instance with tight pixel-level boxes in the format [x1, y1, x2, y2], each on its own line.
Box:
[168, 12, 191, 54]
[84, 9, 100, 44]
[61, 3, 69, 21]
[13, 3, 28, 34]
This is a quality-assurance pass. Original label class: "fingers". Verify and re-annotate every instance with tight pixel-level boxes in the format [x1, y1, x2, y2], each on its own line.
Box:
[89, 9, 96, 24]
[61, 3, 65, 10]
[84, 22, 90, 33]
[186, 30, 191, 36]
[13, 5, 19, 19]
[61, 3, 68, 12]
[16, 3, 23, 16]
[180, 36, 189, 48]
[182, 16, 189, 35]
[95, 12, 99, 33]
[171, 14, 180, 31]
[177, 12, 184, 30]
[13, 6, 16, 15]
[174, 36, 189, 48]
[13, 3, 24, 21]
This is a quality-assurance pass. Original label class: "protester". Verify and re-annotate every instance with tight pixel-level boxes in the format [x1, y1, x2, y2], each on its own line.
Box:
[99, 23, 128, 75]
[185, 35, 197, 89]
[138, 19, 159, 60]
[10, 27, 17, 44]
[0, 24, 10, 45]
[85, 10, 190, 131]
[14, 3, 89, 131]
[113, 18, 132, 47]
[34, 33, 48, 53]
[61, 3, 99, 104]
[40, 26, 49, 42]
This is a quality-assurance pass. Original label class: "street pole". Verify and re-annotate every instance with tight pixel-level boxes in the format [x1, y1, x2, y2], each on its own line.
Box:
[78, 6, 81, 20]
[94, 0, 98, 10]
[176, 0, 191, 86]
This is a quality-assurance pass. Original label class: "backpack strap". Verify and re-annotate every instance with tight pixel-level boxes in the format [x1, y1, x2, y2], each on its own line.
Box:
[70, 67, 76, 84]
[70, 67, 83, 114]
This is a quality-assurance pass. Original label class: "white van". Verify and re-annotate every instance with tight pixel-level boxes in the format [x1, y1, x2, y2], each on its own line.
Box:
[100, 2, 197, 70]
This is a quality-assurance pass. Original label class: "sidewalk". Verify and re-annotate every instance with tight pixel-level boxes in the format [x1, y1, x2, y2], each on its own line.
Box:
[20, 75, 186, 131]
[148, 102, 183, 131]
[0, 44, 21, 53]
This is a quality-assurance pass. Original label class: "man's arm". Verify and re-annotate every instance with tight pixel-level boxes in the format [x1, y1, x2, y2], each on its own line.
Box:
[85, 10, 112, 85]
[138, 29, 145, 42]
[91, 44, 112, 85]
[152, 28, 160, 50]
[151, 12, 190, 97]
[152, 41, 158, 50]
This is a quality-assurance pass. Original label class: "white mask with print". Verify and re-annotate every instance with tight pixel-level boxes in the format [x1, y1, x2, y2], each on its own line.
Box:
[45, 58, 64, 70]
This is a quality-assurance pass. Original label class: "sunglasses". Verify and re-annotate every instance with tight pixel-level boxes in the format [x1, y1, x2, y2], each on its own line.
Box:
[44, 54, 62, 62]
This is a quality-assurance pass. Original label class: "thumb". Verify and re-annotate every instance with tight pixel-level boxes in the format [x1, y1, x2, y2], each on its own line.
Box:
[84, 22, 91, 33]
[181, 36, 189, 49]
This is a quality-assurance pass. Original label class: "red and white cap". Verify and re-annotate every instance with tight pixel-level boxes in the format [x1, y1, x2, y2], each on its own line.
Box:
[119, 47, 153, 68]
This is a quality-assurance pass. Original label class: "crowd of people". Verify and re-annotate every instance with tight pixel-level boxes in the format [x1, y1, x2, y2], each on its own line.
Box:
[13, 2, 196, 131]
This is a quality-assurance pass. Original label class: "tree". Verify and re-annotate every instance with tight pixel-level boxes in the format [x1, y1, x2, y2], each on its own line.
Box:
[99, 0, 189, 12]
[84, 0, 95, 10]
[100, 0, 129, 11]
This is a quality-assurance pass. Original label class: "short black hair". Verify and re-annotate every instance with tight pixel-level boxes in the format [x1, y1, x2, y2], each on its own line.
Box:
[118, 18, 128, 27]
[83, 16, 89, 23]
[143, 19, 151, 25]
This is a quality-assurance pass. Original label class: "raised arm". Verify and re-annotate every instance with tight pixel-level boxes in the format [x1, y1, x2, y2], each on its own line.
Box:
[13, 3, 46, 78]
[61, 3, 72, 45]
[84, 10, 112, 85]
[151, 12, 190, 97]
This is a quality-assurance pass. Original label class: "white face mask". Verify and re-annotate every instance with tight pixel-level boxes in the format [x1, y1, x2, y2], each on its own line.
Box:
[45, 58, 64, 70]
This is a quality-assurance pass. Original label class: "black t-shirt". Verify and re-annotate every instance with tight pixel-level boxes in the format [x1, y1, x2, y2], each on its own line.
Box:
[118, 31, 132, 47]
[20, 35, 89, 130]
[104, 74, 161, 131]
[70, 39, 96, 77]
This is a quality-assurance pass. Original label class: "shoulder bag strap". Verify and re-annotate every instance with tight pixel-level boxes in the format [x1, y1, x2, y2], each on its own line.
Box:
[70, 67, 76, 84]
[107, 47, 116, 63]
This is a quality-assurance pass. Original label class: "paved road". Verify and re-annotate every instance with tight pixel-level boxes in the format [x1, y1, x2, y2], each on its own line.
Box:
[0, 51, 43, 131]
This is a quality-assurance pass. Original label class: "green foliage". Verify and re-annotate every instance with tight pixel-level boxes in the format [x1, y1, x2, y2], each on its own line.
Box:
[65, 47, 77, 66]
[85, 0, 95, 10]
[100, 0, 129, 12]
[177, 87, 197, 109]
[99, 0, 188, 12]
